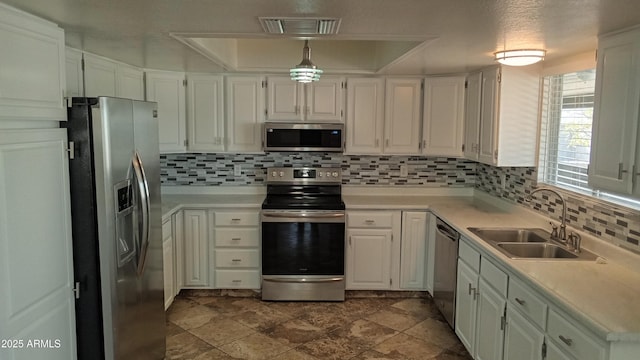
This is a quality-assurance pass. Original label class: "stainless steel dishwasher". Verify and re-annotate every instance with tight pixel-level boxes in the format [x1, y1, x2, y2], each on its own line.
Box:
[433, 217, 460, 328]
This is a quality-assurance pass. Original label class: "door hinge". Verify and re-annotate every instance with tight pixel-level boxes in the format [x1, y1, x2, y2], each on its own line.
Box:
[342, 81, 346, 89]
[464, 80, 468, 89]
[542, 340, 547, 359]
[67, 141, 75, 160]
[262, 80, 266, 88]
[497, 70, 502, 83]
[73, 281, 80, 299]
[390, 278, 393, 286]
[183, 139, 188, 147]
[341, 109, 344, 118]
[81, 58, 85, 71]
[494, 149, 498, 160]
[183, 79, 187, 87]
[264, 109, 268, 116]
[500, 315, 507, 330]
[462, 144, 465, 152]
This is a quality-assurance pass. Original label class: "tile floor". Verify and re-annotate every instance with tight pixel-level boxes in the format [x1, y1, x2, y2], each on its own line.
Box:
[165, 293, 473, 360]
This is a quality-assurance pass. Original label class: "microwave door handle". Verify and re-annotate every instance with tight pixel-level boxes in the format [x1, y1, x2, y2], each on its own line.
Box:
[132, 151, 150, 276]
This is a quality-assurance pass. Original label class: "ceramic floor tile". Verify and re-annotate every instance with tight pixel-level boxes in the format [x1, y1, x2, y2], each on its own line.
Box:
[269, 348, 320, 360]
[166, 332, 215, 360]
[218, 332, 292, 360]
[231, 302, 292, 331]
[296, 305, 356, 332]
[193, 347, 240, 360]
[391, 298, 441, 318]
[166, 321, 186, 337]
[365, 306, 427, 332]
[351, 349, 409, 359]
[169, 304, 224, 330]
[404, 318, 460, 349]
[295, 332, 370, 360]
[373, 333, 443, 359]
[189, 317, 255, 346]
[330, 319, 398, 347]
[262, 318, 326, 346]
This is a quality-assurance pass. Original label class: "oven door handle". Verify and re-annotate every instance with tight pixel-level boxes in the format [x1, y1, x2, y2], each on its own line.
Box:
[261, 212, 345, 223]
[263, 277, 344, 283]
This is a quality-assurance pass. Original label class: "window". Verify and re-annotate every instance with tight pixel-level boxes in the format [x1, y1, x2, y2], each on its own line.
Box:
[539, 69, 596, 192]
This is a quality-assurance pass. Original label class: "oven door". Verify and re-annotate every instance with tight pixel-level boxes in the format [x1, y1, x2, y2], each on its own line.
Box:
[261, 210, 345, 276]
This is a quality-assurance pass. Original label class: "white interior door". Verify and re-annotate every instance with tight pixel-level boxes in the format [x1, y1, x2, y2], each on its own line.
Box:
[0, 129, 77, 360]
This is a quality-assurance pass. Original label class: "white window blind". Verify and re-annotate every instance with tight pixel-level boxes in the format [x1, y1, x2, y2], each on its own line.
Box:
[539, 69, 596, 191]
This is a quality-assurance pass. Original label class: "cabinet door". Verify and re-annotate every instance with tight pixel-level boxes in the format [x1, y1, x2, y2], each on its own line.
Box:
[589, 31, 640, 194]
[474, 277, 506, 360]
[65, 47, 84, 98]
[384, 78, 422, 154]
[84, 53, 117, 97]
[503, 307, 544, 360]
[173, 210, 184, 292]
[146, 71, 187, 153]
[162, 229, 174, 310]
[478, 67, 499, 165]
[116, 64, 144, 101]
[422, 76, 465, 156]
[345, 78, 385, 154]
[226, 76, 265, 152]
[400, 212, 428, 290]
[455, 260, 478, 354]
[186, 74, 224, 152]
[425, 213, 436, 295]
[267, 76, 303, 121]
[306, 76, 344, 122]
[346, 229, 393, 290]
[0, 129, 77, 360]
[183, 210, 208, 287]
[464, 72, 482, 161]
[0, 5, 66, 121]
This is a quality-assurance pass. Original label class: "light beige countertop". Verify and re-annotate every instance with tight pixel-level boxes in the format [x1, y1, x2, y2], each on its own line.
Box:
[344, 190, 640, 342]
[161, 186, 265, 220]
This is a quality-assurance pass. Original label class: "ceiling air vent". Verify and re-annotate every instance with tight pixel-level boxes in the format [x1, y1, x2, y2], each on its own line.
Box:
[259, 17, 341, 35]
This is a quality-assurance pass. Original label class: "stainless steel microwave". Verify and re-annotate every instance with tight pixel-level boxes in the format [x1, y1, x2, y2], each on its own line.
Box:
[263, 123, 344, 152]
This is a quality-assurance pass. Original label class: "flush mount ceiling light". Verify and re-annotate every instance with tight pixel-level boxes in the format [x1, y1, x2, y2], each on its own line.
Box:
[290, 40, 323, 83]
[494, 49, 546, 66]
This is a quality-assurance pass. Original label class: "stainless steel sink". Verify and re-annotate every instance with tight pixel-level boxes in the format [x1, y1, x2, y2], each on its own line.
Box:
[496, 243, 577, 259]
[467, 227, 598, 261]
[467, 227, 550, 243]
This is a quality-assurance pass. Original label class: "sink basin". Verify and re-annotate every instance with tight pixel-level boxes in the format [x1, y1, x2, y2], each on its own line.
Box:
[466, 227, 599, 261]
[467, 227, 550, 243]
[496, 243, 578, 259]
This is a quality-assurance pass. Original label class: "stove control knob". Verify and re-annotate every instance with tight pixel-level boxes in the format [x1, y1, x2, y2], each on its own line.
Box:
[279, 171, 284, 177]
[271, 171, 277, 177]
[326, 171, 331, 177]
[332, 171, 339, 177]
[318, 172, 323, 177]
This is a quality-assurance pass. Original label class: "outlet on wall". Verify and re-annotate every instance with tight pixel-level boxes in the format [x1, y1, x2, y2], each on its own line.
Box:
[400, 165, 408, 177]
[234, 164, 242, 176]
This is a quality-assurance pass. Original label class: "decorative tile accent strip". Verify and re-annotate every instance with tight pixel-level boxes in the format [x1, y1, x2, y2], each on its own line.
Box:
[161, 153, 477, 187]
[476, 163, 640, 253]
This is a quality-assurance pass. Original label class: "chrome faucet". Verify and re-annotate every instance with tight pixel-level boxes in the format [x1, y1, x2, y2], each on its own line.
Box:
[526, 187, 568, 243]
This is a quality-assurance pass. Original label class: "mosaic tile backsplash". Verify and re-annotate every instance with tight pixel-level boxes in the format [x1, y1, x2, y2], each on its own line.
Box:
[160, 152, 640, 254]
[476, 163, 640, 254]
[161, 153, 477, 187]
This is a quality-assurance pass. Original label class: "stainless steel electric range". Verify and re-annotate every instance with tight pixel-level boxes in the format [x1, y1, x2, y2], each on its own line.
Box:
[261, 167, 345, 301]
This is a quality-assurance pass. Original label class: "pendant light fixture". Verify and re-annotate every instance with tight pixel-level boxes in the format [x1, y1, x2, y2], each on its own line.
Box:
[290, 40, 323, 83]
[494, 49, 546, 66]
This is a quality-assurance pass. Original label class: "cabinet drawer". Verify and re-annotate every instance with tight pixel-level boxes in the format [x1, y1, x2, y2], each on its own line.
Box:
[508, 277, 547, 329]
[215, 249, 260, 268]
[215, 228, 259, 247]
[162, 219, 172, 241]
[348, 211, 395, 228]
[215, 212, 259, 226]
[458, 238, 480, 272]
[480, 257, 508, 296]
[215, 270, 260, 289]
[547, 309, 606, 360]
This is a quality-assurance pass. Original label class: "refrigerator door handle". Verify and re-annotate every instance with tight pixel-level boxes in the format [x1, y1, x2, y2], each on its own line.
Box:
[132, 151, 150, 276]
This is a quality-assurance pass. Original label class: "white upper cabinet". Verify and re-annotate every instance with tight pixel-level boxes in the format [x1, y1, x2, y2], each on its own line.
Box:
[422, 76, 465, 157]
[116, 63, 144, 101]
[384, 78, 423, 154]
[267, 75, 343, 122]
[589, 27, 640, 196]
[83, 53, 117, 97]
[186, 74, 224, 152]
[471, 65, 541, 166]
[146, 71, 187, 153]
[65, 47, 84, 98]
[463, 72, 482, 161]
[0, 3, 66, 121]
[345, 78, 385, 154]
[225, 76, 265, 152]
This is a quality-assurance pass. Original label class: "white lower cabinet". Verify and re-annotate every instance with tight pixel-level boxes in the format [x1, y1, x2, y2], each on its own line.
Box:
[454, 237, 507, 360]
[346, 210, 428, 290]
[503, 307, 544, 360]
[162, 217, 175, 310]
[182, 209, 209, 287]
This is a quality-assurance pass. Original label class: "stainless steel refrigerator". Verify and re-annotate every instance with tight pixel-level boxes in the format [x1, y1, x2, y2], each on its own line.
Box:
[63, 97, 165, 360]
